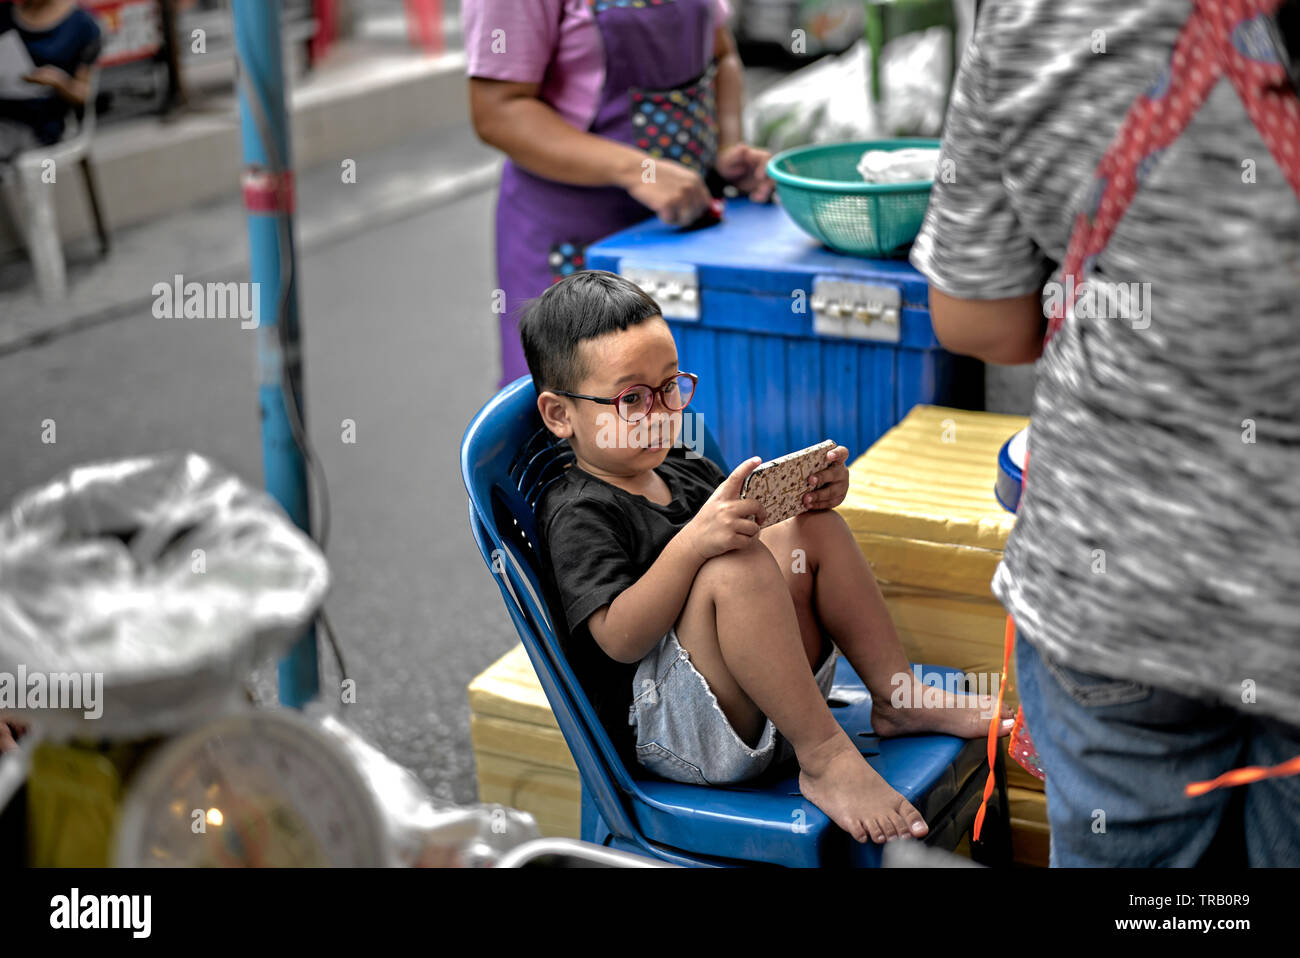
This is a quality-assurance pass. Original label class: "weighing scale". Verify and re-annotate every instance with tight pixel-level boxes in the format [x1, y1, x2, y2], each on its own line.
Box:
[112, 709, 391, 867]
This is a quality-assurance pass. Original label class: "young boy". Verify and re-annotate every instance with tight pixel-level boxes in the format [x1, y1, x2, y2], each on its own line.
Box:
[523, 270, 1013, 845]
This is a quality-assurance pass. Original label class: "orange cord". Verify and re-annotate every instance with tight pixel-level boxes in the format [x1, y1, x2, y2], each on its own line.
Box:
[972, 614, 1015, 842]
[1185, 755, 1300, 797]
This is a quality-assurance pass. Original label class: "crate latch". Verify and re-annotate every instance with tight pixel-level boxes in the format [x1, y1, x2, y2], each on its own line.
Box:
[811, 277, 901, 342]
[617, 261, 700, 322]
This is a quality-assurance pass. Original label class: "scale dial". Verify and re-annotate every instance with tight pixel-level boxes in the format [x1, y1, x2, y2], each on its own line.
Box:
[114, 710, 391, 867]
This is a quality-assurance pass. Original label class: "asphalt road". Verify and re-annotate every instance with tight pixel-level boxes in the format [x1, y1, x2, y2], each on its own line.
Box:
[0, 186, 519, 804]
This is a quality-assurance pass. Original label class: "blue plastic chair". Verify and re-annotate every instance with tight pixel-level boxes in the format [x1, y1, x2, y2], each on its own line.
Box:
[461, 375, 1010, 867]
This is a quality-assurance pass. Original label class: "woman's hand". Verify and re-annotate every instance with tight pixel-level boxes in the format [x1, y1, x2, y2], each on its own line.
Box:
[715, 142, 774, 202]
[803, 445, 851, 511]
[625, 156, 714, 226]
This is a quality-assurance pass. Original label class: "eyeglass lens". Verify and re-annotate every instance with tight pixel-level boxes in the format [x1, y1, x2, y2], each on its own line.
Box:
[620, 374, 696, 422]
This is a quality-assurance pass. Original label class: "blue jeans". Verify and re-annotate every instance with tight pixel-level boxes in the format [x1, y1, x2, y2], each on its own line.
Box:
[1015, 633, 1300, 866]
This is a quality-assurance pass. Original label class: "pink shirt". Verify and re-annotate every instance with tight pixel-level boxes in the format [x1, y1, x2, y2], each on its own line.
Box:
[464, 0, 732, 133]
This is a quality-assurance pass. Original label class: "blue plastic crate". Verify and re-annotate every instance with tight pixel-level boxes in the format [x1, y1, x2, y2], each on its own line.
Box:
[585, 198, 974, 466]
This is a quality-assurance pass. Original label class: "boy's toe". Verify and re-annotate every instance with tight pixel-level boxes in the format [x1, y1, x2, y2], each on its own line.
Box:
[885, 812, 913, 841]
[899, 802, 929, 837]
[877, 814, 902, 841]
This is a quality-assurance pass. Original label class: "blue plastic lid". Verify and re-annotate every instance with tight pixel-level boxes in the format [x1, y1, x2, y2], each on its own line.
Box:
[994, 427, 1028, 514]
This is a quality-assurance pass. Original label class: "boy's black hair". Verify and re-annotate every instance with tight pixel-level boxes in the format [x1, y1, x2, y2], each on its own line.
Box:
[519, 270, 663, 395]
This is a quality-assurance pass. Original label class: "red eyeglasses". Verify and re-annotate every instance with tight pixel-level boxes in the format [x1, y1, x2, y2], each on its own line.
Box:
[553, 372, 698, 424]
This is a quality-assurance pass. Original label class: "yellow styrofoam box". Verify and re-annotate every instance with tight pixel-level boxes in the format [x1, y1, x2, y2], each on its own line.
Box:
[1011, 820, 1051, 868]
[1009, 785, 1048, 824]
[474, 745, 581, 839]
[471, 711, 576, 769]
[842, 404, 1027, 559]
[468, 643, 563, 728]
[1009, 787, 1050, 867]
[853, 533, 1003, 597]
[468, 644, 582, 839]
[841, 405, 1027, 597]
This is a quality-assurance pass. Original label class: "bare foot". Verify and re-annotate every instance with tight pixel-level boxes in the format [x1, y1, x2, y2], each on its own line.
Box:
[797, 734, 929, 844]
[871, 675, 1015, 739]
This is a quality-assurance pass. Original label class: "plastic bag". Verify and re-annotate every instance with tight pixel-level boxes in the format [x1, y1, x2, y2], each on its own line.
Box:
[744, 40, 878, 153]
[744, 24, 953, 154]
[0, 452, 329, 739]
[879, 26, 952, 137]
[857, 146, 942, 183]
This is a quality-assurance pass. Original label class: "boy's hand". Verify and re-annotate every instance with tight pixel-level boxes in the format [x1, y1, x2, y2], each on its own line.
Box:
[684, 457, 768, 560]
[803, 445, 851, 511]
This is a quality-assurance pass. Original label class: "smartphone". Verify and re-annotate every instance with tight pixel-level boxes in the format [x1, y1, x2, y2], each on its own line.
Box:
[740, 439, 838, 528]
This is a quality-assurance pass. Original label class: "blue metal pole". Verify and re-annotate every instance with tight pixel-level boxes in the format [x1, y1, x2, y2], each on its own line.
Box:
[231, 0, 319, 706]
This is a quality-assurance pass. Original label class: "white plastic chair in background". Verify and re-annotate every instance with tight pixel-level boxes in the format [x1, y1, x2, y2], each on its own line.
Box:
[0, 69, 111, 301]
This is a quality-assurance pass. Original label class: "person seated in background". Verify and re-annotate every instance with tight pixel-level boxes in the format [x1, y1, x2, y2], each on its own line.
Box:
[524, 270, 1014, 846]
[0, 0, 102, 163]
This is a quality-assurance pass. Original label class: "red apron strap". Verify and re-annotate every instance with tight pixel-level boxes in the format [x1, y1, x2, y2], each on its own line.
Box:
[1047, 0, 1300, 343]
[1214, 0, 1300, 197]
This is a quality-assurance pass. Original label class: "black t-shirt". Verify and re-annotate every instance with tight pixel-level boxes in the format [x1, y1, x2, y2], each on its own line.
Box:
[0, 6, 102, 145]
[535, 441, 728, 765]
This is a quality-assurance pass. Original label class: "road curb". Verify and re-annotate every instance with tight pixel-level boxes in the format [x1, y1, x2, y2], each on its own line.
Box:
[0, 159, 501, 357]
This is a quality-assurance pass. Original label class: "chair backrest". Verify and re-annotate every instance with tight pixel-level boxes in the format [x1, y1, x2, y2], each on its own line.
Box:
[460, 375, 728, 841]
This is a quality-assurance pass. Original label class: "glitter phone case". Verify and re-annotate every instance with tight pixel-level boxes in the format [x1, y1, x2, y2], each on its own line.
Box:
[740, 440, 837, 528]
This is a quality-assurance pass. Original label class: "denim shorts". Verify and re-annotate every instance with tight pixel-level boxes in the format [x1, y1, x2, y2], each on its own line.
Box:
[627, 628, 839, 785]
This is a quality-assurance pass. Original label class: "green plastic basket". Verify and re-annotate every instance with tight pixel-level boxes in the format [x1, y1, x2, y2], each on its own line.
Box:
[767, 139, 940, 258]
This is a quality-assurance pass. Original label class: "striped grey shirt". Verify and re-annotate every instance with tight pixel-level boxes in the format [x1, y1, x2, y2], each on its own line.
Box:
[910, 0, 1300, 726]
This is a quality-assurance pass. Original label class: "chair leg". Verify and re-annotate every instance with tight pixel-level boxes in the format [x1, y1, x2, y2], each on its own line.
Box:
[80, 157, 110, 257]
[16, 161, 67, 301]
